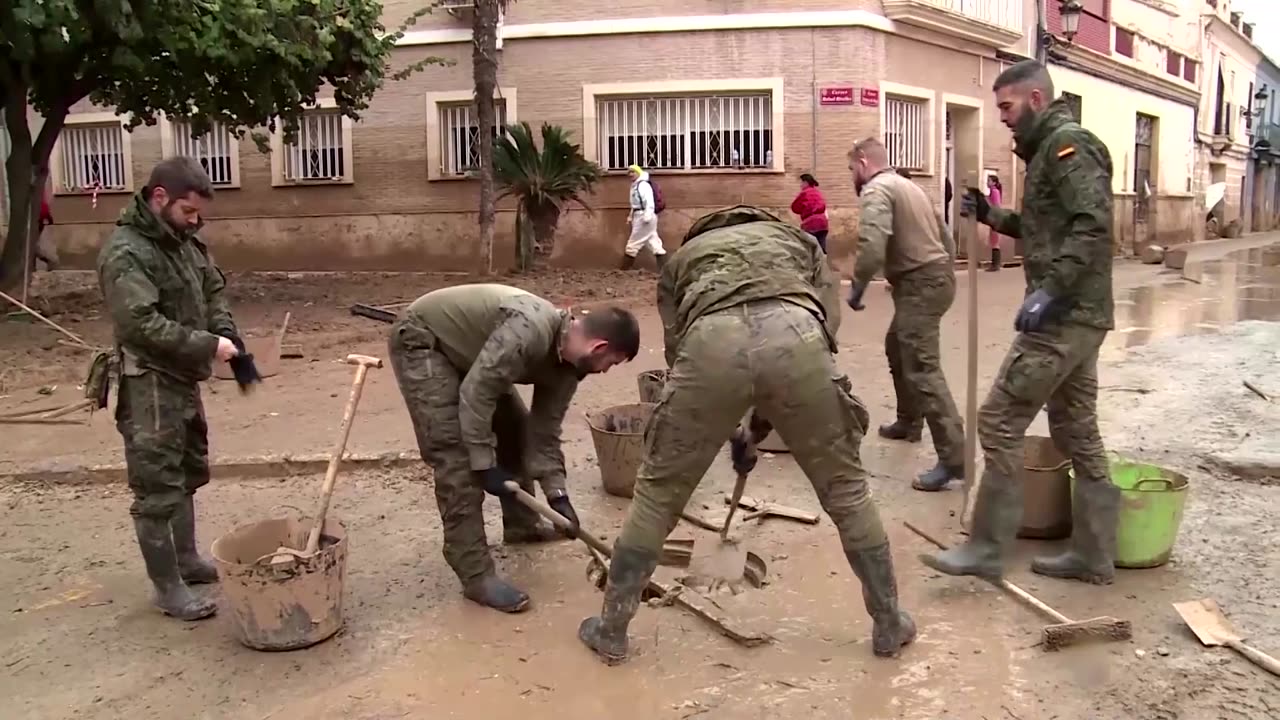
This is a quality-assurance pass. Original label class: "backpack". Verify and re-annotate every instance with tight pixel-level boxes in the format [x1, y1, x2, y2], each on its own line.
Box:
[647, 178, 666, 214]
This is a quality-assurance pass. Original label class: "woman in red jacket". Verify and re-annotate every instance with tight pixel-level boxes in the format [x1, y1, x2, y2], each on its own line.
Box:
[791, 173, 829, 252]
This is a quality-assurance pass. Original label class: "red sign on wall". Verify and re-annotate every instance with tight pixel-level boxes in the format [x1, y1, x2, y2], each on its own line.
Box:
[860, 88, 881, 107]
[819, 87, 855, 105]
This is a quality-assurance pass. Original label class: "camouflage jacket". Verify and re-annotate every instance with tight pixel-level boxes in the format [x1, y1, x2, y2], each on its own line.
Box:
[658, 206, 841, 368]
[405, 284, 578, 491]
[988, 99, 1115, 330]
[853, 168, 955, 286]
[97, 193, 238, 384]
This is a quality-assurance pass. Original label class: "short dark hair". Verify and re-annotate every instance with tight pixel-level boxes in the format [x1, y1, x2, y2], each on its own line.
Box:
[146, 157, 214, 201]
[581, 306, 641, 360]
[799, 173, 819, 187]
[993, 60, 1055, 96]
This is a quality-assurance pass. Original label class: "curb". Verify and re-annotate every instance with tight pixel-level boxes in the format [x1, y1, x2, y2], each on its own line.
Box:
[1, 450, 422, 486]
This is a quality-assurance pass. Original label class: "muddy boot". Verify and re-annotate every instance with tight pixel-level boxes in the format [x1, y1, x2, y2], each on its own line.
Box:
[172, 496, 219, 584]
[620, 254, 636, 271]
[878, 420, 922, 443]
[654, 253, 668, 271]
[463, 573, 531, 613]
[920, 471, 1020, 581]
[133, 516, 217, 621]
[578, 545, 659, 666]
[912, 463, 964, 492]
[987, 248, 1002, 271]
[846, 543, 917, 657]
[1031, 479, 1120, 585]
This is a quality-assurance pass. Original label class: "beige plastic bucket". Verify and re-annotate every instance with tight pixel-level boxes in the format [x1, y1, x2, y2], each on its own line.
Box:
[636, 369, 667, 403]
[210, 516, 348, 651]
[587, 402, 655, 498]
[1017, 436, 1072, 539]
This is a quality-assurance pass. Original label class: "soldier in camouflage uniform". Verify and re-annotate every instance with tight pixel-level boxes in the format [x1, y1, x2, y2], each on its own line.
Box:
[389, 285, 640, 613]
[98, 158, 248, 621]
[924, 60, 1119, 585]
[579, 206, 915, 665]
[846, 138, 966, 492]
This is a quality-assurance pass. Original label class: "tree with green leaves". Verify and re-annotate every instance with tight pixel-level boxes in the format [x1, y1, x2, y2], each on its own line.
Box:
[0, 0, 443, 293]
[471, 0, 504, 273]
[495, 122, 602, 270]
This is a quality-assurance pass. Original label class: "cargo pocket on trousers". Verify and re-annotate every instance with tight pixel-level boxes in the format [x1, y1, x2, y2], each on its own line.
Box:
[833, 373, 870, 436]
[998, 350, 1060, 403]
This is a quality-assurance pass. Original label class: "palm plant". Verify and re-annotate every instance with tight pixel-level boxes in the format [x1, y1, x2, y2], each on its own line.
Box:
[494, 121, 603, 270]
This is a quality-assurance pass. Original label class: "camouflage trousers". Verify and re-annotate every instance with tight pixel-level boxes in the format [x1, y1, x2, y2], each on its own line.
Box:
[977, 323, 1110, 510]
[885, 266, 965, 469]
[115, 372, 210, 520]
[618, 299, 888, 556]
[388, 318, 544, 584]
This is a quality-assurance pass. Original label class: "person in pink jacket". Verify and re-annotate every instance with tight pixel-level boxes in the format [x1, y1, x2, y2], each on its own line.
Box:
[986, 175, 1004, 271]
[791, 173, 829, 252]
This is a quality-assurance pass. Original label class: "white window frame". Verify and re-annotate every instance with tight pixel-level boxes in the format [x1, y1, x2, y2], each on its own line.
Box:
[50, 112, 135, 196]
[879, 82, 936, 175]
[269, 98, 355, 186]
[159, 116, 242, 189]
[582, 78, 785, 174]
[424, 88, 519, 181]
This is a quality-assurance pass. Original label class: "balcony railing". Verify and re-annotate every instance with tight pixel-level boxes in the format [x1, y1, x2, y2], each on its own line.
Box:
[882, 0, 1024, 48]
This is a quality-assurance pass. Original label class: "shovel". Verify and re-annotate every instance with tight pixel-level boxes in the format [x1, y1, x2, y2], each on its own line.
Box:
[1174, 598, 1280, 677]
[686, 470, 749, 591]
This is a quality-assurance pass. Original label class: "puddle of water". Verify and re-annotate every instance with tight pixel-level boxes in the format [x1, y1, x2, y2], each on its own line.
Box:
[1104, 245, 1280, 359]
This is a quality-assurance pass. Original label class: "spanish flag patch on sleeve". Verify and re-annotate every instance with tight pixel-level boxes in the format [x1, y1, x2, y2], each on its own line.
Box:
[1057, 146, 1077, 159]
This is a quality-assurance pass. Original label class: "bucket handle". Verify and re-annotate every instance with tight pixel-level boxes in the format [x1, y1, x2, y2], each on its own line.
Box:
[1132, 478, 1174, 492]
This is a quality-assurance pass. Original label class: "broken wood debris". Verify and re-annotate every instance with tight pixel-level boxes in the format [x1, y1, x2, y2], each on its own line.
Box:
[726, 494, 821, 525]
[350, 300, 413, 324]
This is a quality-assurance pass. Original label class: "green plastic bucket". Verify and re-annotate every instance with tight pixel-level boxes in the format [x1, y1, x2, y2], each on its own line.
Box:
[1071, 454, 1189, 569]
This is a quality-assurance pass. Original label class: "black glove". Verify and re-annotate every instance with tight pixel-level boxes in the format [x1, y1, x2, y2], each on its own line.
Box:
[478, 466, 515, 497]
[960, 187, 991, 224]
[728, 427, 759, 475]
[221, 333, 262, 392]
[548, 494, 580, 539]
[847, 281, 868, 311]
[1014, 288, 1056, 333]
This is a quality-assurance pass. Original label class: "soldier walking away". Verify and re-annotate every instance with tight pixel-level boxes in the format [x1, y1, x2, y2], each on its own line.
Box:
[922, 60, 1119, 585]
[621, 165, 667, 270]
[98, 158, 260, 621]
[579, 206, 915, 665]
[389, 285, 640, 613]
[846, 139, 966, 492]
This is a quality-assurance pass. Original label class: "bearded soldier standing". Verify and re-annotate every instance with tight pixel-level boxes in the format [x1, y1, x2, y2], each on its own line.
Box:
[578, 206, 916, 665]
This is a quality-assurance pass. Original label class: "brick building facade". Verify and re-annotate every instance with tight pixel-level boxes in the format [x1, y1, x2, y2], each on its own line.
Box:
[39, 0, 1031, 272]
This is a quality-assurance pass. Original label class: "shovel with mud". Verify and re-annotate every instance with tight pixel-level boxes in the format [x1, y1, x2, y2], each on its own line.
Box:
[683, 470, 753, 594]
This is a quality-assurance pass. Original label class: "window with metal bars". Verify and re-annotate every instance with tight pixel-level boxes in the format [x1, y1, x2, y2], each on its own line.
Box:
[58, 124, 129, 192]
[283, 110, 347, 182]
[169, 119, 236, 185]
[439, 100, 508, 177]
[595, 94, 773, 171]
[883, 96, 928, 171]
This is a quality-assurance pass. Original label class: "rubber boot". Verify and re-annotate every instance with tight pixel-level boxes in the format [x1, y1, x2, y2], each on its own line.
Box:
[846, 543, 917, 657]
[920, 470, 1021, 581]
[878, 420, 922, 443]
[620, 254, 636, 271]
[987, 247, 1002, 272]
[654, 253, 668, 271]
[499, 493, 559, 544]
[463, 573, 531, 613]
[132, 516, 218, 621]
[172, 496, 219, 584]
[578, 545, 660, 666]
[1031, 478, 1120, 585]
[912, 463, 964, 492]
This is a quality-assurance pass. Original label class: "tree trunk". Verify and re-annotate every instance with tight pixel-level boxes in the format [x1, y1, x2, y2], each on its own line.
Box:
[472, 0, 501, 275]
[531, 204, 559, 257]
[0, 96, 66, 295]
[515, 204, 535, 272]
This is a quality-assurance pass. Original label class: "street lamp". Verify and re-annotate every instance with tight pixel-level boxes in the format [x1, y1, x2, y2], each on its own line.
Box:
[1059, 0, 1084, 43]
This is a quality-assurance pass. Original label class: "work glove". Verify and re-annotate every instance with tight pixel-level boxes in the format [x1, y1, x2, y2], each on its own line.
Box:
[847, 281, 868, 311]
[478, 466, 515, 497]
[547, 494, 580, 539]
[221, 333, 262, 392]
[1014, 288, 1056, 333]
[728, 426, 759, 475]
[960, 187, 991, 224]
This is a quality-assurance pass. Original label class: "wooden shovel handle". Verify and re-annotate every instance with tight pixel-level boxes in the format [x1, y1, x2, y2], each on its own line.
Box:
[1227, 639, 1280, 677]
[503, 481, 613, 558]
[304, 358, 379, 554]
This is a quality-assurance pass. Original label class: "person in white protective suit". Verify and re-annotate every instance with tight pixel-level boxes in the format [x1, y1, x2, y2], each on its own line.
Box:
[621, 164, 667, 270]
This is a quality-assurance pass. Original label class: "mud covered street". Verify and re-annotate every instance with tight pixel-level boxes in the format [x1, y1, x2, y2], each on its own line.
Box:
[2, 241, 1279, 719]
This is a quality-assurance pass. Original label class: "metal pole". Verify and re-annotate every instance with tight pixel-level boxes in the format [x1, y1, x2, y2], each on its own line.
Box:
[1036, 0, 1049, 63]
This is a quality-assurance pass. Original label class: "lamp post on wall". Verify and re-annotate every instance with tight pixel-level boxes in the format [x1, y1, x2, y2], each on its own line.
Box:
[1039, 0, 1084, 62]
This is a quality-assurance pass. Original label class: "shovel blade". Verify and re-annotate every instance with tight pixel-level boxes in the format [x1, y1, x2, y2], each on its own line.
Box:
[687, 537, 748, 587]
[1174, 598, 1241, 647]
